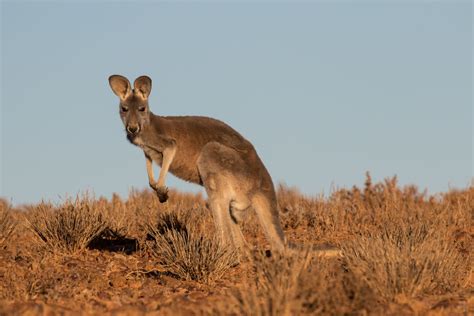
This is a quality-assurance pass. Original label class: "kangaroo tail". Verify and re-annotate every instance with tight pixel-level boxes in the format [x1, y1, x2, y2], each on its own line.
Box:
[252, 191, 342, 258]
[288, 241, 343, 258]
[252, 192, 286, 252]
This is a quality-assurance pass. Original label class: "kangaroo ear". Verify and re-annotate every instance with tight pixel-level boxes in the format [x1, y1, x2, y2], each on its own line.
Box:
[109, 75, 131, 100]
[134, 76, 152, 99]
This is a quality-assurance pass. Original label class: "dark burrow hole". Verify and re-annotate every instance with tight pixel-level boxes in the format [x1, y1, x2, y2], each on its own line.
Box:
[88, 230, 138, 254]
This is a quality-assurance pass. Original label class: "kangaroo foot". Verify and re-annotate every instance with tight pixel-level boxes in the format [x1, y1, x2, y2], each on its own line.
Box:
[155, 186, 169, 203]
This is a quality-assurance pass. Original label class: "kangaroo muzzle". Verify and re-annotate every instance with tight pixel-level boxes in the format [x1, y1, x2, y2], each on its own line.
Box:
[126, 124, 140, 135]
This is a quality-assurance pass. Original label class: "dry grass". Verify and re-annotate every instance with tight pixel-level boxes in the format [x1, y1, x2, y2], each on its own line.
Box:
[26, 195, 107, 253]
[338, 174, 472, 303]
[343, 223, 467, 302]
[229, 252, 306, 316]
[0, 199, 15, 248]
[145, 211, 238, 284]
[0, 174, 472, 315]
[227, 249, 377, 316]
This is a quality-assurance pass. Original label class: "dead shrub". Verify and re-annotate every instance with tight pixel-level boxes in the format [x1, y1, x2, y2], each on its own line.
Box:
[0, 199, 15, 247]
[146, 211, 238, 284]
[343, 223, 467, 302]
[277, 185, 316, 230]
[297, 260, 376, 315]
[228, 250, 375, 316]
[26, 196, 107, 253]
[229, 250, 310, 316]
[96, 193, 137, 239]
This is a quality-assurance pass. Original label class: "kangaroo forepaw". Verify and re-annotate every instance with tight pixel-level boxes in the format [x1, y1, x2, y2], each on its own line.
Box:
[149, 181, 159, 191]
[156, 186, 169, 203]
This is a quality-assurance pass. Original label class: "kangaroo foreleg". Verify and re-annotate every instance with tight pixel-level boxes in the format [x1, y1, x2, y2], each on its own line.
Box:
[154, 144, 176, 202]
[145, 153, 156, 188]
[156, 144, 176, 188]
[144, 138, 176, 202]
[145, 153, 168, 202]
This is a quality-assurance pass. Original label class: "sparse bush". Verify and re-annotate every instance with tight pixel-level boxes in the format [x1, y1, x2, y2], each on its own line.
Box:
[26, 196, 107, 253]
[228, 250, 375, 316]
[335, 173, 472, 303]
[297, 260, 376, 315]
[343, 223, 467, 302]
[229, 250, 310, 316]
[96, 194, 136, 239]
[277, 185, 315, 230]
[146, 211, 238, 284]
[0, 199, 15, 247]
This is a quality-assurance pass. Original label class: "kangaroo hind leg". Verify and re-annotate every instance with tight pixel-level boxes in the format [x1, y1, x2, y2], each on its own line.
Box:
[252, 192, 286, 252]
[198, 142, 251, 252]
[206, 191, 234, 247]
[201, 175, 248, 252]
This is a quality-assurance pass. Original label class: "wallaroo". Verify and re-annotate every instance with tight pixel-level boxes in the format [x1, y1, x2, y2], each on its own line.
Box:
[109, 75, 339, 256]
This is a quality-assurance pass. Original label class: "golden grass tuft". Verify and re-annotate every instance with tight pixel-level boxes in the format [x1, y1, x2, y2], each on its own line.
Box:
[0, 199, 15, 248]
[337, 174, 472, 302]
[26, 196, 107, 253]
[229, 250, 311, 316]
[145, 211, 238, 284]
[228, 249, 375, 316]
[343, 226, 467, 303]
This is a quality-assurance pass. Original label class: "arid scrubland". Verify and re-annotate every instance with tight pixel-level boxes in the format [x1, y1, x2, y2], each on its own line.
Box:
[0, 174, 472, 315]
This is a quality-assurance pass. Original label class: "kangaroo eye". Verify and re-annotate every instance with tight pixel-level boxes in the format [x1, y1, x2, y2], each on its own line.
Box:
[121, 106, 128, 112]
[138, 107, 146, 112]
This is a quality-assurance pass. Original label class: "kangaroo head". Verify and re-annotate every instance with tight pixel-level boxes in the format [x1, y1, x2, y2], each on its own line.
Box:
[108, 75, 152, 137]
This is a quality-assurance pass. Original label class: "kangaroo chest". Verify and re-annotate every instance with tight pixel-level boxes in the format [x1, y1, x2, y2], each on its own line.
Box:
[132, 136, 163, 166]
[131, 135, 200, 184]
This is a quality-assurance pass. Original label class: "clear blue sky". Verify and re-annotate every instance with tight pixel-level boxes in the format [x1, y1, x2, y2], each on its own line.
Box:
[1, 1, 472, 205]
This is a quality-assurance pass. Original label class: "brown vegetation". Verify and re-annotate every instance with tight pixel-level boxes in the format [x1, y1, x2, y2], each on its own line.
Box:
[0, 175, 472, 315]
[26, 196, 107, 253]
[145, 211, 238, 283]
[0, 199, 15, 248]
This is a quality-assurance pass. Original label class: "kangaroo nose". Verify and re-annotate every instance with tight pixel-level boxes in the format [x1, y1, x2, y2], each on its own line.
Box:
[127, 125, 139, 134]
